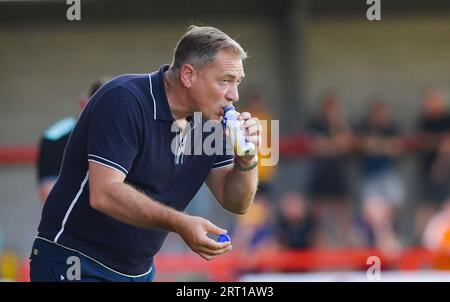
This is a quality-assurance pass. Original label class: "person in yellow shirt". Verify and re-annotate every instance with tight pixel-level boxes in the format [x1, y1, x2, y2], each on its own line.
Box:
[242, 88, 277, 192]
[423, 200, 450, 269]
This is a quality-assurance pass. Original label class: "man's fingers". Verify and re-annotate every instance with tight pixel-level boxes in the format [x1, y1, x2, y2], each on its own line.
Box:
[214, 244, 232, 255]
[187, 218, 232, 260]
[198, 251, 215, 261]
[197, 244, 232, 258]
[237, 115, 262, 146]
[202, 236, 231, 250]
[238, 112, 251, 121]
[242, 118, 261, 135]
[247, 135, 260, 146]
[241, 118, 258, 129]
[246, 124, 259, 136]
[206, 221, 227, 236]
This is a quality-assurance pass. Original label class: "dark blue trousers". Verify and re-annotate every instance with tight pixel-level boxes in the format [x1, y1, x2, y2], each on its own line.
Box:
[29, 237, 155, 282]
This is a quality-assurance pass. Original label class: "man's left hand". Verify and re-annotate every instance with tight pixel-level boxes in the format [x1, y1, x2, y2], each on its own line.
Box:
[237, 112, 261, 165]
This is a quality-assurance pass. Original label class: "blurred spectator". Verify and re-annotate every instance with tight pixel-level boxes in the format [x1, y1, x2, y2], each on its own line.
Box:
[242, 87, 277, 193]
[0, 222, 3, 252]
[306, 93, 355, 247]
[357, 197, 402, 257]
[431, 136, 450, 192]
[275, 191, 317, 249]
[231, 192, 278, 253]
[422, 200, 450, 269]
[355, 99, 405, 254]
[0, 250, 19, 281]
[36, 78, 108, 204]
[415, 89, 450, 242]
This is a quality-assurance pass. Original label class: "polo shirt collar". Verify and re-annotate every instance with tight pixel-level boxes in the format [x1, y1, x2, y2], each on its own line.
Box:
[149, 65, 201, 129]
[148, 64, 174, 121]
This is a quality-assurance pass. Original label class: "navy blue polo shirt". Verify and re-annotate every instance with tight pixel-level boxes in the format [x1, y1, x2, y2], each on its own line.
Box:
[37, 65, 234, 276]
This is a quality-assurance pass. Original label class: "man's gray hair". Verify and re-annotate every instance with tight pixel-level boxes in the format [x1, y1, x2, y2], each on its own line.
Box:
[170, 25, 247, 72]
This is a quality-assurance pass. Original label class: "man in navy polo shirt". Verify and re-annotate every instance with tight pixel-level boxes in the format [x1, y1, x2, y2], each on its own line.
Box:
[30, 25, 260, 282]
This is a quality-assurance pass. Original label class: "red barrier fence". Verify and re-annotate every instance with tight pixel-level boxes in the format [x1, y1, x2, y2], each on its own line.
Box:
[0, 134, 421, 165]
[0, 145, 37, 165]
[154, 248, 435, 281]
[0, 247, 442, 281]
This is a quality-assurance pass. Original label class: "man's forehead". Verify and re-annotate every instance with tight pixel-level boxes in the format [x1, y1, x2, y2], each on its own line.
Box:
[213, 59, 244, 78]
[211, 49, 243, 69]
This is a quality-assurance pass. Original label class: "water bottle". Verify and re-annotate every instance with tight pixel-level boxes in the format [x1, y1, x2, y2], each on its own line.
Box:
[222, 105, 256, 156]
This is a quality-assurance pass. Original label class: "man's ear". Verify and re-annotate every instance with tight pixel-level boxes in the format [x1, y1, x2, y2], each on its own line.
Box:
[180, 64, 195, 88]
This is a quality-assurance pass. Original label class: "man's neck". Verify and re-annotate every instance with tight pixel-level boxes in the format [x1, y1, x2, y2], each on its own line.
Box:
[164, 69, 192, 123]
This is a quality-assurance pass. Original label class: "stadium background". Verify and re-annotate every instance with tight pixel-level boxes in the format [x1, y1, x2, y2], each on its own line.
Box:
[2, 0, 450, 281]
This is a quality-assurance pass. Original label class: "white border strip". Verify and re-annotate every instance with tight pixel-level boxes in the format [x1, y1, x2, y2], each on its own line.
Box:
[87, 154, 128, 175]
[54, 172, 89, 242]
[210, 160, 234, 170]
[212, 158, 234, 167]
[149, 73, 157, 120]
[88, 159, 127, 178]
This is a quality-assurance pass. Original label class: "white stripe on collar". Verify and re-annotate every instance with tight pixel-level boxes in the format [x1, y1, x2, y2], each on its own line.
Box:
[148, 73, 157, 120]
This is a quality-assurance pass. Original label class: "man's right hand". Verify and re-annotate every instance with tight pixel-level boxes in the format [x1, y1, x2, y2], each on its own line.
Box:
[175, 215, 232, 261]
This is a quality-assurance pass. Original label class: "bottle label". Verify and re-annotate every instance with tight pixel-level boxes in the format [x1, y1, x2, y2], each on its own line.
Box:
[223, 113, 256, 156]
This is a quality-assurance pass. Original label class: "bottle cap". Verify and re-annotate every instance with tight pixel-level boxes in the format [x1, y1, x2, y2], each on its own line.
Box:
[217, 234, 231, 243]
[223, 105, 236, 113]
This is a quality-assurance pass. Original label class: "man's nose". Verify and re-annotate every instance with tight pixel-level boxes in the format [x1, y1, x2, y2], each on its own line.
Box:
[225, 84, 239, 102]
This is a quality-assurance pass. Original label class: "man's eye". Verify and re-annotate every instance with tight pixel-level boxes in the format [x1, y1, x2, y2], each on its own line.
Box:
[222, 80, 230, 84]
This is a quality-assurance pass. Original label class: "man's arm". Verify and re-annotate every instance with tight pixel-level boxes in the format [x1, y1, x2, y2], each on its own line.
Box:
[88, 161, 231, 260]
[38, 181, 56, 204]
[206, 158, 258, 214]
[37, 136, 66, 204]
[206, 112, 260, 214]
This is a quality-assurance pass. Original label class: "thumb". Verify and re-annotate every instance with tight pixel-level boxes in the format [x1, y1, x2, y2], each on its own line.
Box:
[206, 221, 227, 236]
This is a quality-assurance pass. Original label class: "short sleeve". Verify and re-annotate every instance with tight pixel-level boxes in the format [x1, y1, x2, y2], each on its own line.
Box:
[211, 134, 234, 170]
[87, 87, 142, 177]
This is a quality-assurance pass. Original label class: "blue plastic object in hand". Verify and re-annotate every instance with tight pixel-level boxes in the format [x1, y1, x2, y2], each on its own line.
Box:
[218, 234, 231, 243]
